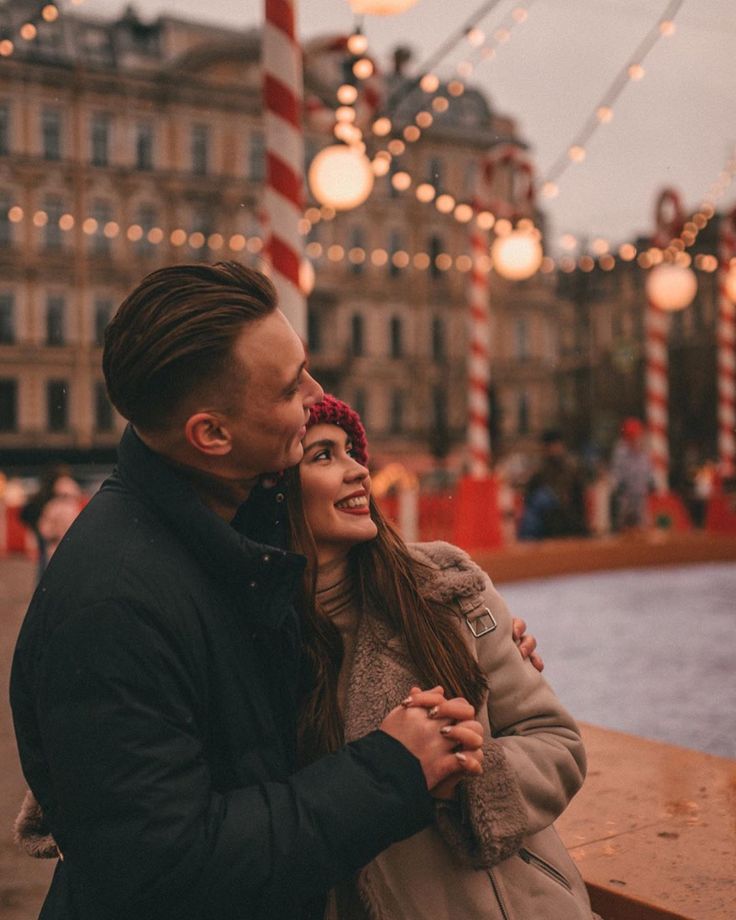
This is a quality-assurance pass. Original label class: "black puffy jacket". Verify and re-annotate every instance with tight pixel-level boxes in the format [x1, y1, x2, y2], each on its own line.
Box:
[11, 426, 433, 920]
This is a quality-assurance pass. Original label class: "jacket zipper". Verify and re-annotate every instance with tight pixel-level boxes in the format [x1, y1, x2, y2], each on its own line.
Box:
[487, 869, 511, 920]
[518, 847, 572, 892]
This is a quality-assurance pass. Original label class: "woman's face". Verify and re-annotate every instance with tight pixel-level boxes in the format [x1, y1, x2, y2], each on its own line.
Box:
[299, 423, 378, 565]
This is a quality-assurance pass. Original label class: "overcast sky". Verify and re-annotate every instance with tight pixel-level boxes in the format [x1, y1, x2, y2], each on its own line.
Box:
[79, 0, 736, 250]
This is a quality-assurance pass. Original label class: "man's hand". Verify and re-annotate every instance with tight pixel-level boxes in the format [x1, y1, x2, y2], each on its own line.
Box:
[379, 687, 483, 792]
[512, 617, 544, 672]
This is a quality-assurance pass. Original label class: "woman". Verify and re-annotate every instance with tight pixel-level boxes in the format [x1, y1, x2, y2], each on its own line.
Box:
[288, 395, 599, 920]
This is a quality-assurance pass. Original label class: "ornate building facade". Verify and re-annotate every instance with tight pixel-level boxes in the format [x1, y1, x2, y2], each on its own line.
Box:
[0, 1, 565, 473]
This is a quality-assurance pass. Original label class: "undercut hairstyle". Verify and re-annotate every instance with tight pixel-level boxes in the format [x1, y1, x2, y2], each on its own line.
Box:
[103, 261, 277, 430]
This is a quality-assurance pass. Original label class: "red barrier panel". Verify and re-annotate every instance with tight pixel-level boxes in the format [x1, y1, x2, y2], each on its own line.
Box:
[452, 475, 504, 552]
[705, 492, 736, 534]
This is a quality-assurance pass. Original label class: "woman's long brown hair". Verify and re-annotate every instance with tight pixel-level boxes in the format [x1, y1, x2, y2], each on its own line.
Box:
[285, 467, 488, 766]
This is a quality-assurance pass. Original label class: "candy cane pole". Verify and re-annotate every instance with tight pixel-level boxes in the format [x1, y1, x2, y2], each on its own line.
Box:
[644, 298, 670, 493]
[717, 209, 736, 479]
[467, 204, 491, 476]
[644, 189, 685, 493]
[263, 0, 305, 336]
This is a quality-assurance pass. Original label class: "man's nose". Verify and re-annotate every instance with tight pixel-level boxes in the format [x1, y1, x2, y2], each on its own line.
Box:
[304, 371, 324, 406]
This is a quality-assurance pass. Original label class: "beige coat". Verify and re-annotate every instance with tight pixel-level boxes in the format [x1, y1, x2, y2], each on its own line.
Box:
[345, 541, 598, 920]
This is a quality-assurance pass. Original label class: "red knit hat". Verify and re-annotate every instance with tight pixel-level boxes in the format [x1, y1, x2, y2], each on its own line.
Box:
[621, 417, 644, 441]
[306, 395, 369, 466]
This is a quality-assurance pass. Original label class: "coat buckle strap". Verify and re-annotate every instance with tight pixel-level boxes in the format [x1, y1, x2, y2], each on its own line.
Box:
[464, 606, 497, 638]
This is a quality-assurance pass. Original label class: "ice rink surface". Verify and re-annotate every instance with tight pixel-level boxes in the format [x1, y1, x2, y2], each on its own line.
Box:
[498, 562, 736, 760]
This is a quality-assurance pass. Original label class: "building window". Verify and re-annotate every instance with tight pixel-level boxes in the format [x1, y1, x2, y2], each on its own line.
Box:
[389, 315, 403, 358]
[350, 313, 364, 356]
[389, 389, 404, 434]
[0, 292, 15, 344]
[429, 235, 443, 279]
[517, 390, 529, 435]
[0, 193, 11, 246]
[94, 381, 113, 431]
[43, 196, 64, 251]
[388, 230, 404, 277]
[41, 108, 62, 160]
[90, 200, 112, 254]
[432, 385, 448, 433]
[348, 226, 365, 275]
[427, 156, 443, 190]
[514, 317, 529, 360]
[191, 124, 209, 175]
[135, 122, 154, 170]
[354, 388, 367, 426]
[94, 297, 113, 346]
[0, 103, 9, 156]
[135, 204, 158, 256]
[46, 294, 66, 346]
[248, 130, 265, 181]
[307, 307, 321, 354]
[0, 379, 17, 431]
[90, 113, 110, 167]
[47, 380, 69, 432]
[431, 316, 445, 361]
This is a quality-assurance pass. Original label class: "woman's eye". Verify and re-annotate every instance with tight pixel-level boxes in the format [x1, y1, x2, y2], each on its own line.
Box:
[313, 449, 330, 461]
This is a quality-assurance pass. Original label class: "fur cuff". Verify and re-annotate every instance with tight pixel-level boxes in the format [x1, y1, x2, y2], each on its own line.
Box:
[13, 789, 59, 859]
[435, 741, 526, 868]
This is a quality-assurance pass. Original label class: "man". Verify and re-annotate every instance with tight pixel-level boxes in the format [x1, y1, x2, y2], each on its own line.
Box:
[11, 262, 480, 920]
[519, 429, 587, 540]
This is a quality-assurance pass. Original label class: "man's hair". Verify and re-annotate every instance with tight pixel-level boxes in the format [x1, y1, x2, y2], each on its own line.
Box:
[103, 261, 277, 430]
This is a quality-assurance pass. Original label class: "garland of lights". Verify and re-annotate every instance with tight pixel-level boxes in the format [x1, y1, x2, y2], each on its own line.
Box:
[538, 0, 684, 200]
[0, 3, 61, 58]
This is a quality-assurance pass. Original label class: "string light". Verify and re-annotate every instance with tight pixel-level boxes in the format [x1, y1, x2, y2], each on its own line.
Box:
[538, 0, 685, 196]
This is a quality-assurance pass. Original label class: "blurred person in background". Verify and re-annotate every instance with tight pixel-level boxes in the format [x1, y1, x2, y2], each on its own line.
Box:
[20, 465, 82, 578]
[610, 417, 654, 531]
[518, 430, 588, 540]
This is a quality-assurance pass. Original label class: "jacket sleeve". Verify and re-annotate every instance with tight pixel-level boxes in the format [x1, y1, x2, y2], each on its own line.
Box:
[27, 600, 434, 920]
[435, 573, 586, 868]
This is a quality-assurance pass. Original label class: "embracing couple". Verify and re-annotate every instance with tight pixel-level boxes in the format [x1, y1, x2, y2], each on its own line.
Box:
[10, 262, 600, 920]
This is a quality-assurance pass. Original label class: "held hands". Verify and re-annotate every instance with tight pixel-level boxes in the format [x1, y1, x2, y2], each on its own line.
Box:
[379, 687, 484, 799]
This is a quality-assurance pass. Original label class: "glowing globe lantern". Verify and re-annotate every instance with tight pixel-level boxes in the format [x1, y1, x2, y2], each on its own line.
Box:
[645, 263, 697, 311]
[308, 145, 374, 211]
[491, 230, 543, 281]
[348, 0, 419, 14]
[725, 264, 736, 303]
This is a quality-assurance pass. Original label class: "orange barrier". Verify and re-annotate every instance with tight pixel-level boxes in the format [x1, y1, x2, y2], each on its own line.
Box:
[646, 491, 692, 532]
[451, 475, 504, 552]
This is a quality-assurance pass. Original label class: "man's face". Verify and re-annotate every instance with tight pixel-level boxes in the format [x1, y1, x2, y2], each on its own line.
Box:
[223, 310, 323, 477]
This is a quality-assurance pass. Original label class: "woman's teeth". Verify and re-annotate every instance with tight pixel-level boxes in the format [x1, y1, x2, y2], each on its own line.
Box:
[336, 496, 367, 509]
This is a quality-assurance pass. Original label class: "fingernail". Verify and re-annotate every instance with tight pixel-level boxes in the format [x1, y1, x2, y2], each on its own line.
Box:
[400, 696, 413, 708]
[440, 725, 452, 736]
[454, 752, 467, 764]
[427, 705, 439, 719]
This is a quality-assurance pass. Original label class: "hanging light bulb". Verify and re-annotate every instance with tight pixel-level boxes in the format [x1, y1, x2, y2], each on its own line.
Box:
[347, 32, 369, 55]
[491, 229, 543, 280]
[645, 263, 697, 311]
[308, 144, 375, 211]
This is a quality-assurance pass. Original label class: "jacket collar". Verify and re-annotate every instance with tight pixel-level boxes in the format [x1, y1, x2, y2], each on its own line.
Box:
[110, 425, 305, 630]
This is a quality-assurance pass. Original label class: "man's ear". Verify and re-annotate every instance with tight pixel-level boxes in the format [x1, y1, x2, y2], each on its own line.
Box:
[184, 412, 233, 456]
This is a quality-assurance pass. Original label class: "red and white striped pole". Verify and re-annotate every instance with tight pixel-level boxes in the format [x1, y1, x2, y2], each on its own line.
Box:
[644, 189, 685, 493]
[717, 208, 736, 480]
[263, 0, 306, 337]
[467, 208, 491, 477]
[644, 298, 670, 493]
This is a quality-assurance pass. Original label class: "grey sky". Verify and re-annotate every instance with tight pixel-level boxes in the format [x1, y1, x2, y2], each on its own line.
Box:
[80, 0, 736, 250]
